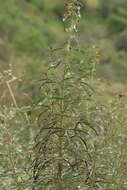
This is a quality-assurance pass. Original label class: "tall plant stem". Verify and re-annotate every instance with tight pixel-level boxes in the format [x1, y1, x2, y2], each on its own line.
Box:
[6, 81, 18, 108]
[6, 81, 30, 123]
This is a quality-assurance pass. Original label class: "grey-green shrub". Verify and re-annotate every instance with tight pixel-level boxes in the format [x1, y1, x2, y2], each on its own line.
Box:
[116, 30, 127, 50]
[99, 0, 127, 18]
[107, 14, 127, 34]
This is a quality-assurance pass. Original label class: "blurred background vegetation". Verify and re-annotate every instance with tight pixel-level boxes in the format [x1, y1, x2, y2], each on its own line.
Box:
[0, 0, 127, 102]
[0, 1, 127, 189]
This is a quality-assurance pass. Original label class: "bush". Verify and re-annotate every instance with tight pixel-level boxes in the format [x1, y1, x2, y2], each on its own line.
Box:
[99, 0, 127, 18]
[0, 106, 32, 189]
[31, 46, 99, 190]
[13, 22, 55, 54]
[1, 1, 127, 190]
[116, 30, 127, 50]
[0, 0, 55, 54]
[111, 52, 127, 81]
[0, 8, 22, 41]
[30, 0, 45, 12]
[107, 14, 127, 34]
[13, 25, 47, 53]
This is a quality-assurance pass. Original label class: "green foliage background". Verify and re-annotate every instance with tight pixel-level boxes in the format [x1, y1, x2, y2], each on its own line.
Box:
[0, 0, 127, 85]
[0, 0, 127, 189]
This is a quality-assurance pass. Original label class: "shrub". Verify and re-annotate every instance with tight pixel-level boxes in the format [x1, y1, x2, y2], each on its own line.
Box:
[30, 0, 45, 12]
[13, 25, 47, 54]
[31, 1, 102, 189]
[13, 22, 55, 54]
[0, 1, 55, 54]
[111, 52, 127, 81]
[0, 106, 32, 189]
[0, 8, 22, 41]
[99, 0, 127, 18]
[115, 30, 127, 50]
[107, 14, 127, 34]
[1, 1, 127, 190]
[31, 46, 99, 190]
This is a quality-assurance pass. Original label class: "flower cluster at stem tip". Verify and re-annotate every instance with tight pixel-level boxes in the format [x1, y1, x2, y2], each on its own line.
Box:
[63, 0, 84, 33]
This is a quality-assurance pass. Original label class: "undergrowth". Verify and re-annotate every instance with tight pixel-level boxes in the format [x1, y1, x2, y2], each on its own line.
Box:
[0, 1, 127, 190]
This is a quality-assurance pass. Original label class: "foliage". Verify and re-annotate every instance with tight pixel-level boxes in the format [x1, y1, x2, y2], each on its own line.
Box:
[99, 0, 127, 18]
[0, 0, 55, 54]
[0, 106, 32, 189]
[115, 29, 127, 51]
[31, 46, 99, 190]
[31, 1, 101, 189]
[13, 24, 48, 54]
[0, 0, 127, 190]
[107, 14, 127, 34]
[110, 52, 127, 81]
